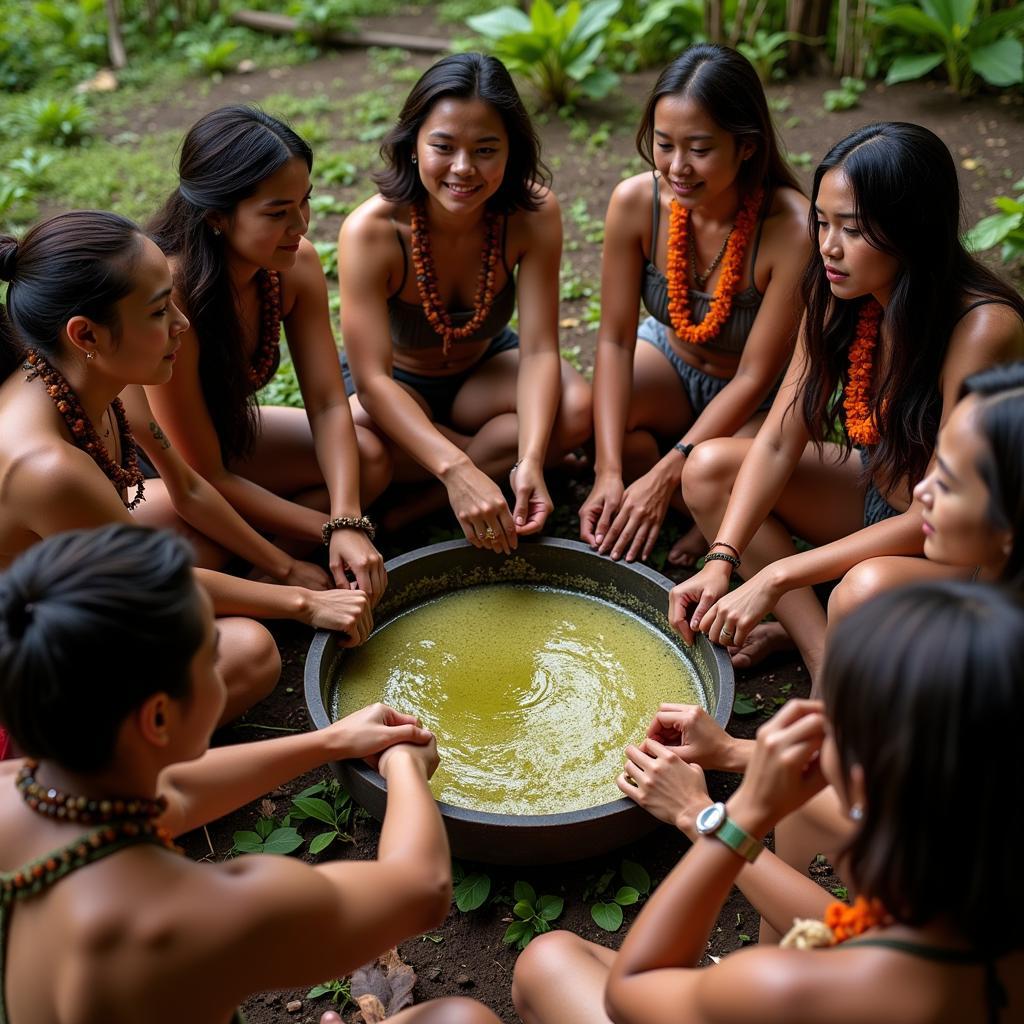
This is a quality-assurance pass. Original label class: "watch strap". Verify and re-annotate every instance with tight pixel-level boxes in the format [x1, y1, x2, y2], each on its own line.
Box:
[710, 815, 763, 863]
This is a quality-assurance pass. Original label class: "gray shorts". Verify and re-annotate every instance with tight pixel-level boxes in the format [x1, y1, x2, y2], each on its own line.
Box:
[637, 316, 776, 417]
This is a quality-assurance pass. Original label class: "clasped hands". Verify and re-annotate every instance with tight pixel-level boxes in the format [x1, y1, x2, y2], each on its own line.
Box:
[618, 701, 828, 841]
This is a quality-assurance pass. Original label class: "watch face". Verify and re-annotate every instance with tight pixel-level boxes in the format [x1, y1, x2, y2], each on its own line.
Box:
[695, 802, 726, 834]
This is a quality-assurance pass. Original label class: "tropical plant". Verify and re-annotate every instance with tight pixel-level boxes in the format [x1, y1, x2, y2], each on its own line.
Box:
[965, 179, 1024, 265]
[467, 0, 622, 108]
[186, 38, 241, 75]
[607, 0, 702, 71]
[306, 977, 354, 1009]
[590, 860, 651, 931]
[231, 813, 305, 855]
[452, 863, 492, 911]
[0, 179, 29, 220]
[289, 779, 354, 854]
[823, 76, 866, 111]
[737, 29, 807, 82]
[503, 880, 564, 949]
[873, 0, 1024, 94]
[16, 96, 94, 147]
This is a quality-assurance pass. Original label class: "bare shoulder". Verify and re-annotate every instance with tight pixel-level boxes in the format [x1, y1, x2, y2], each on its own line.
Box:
[3, 439, 99, 503]
[512, 187, 562, 242]
[338, 193, 402, 248]
[764, 186, 811, 242]
[609, 170, 657, 221]
[950, 293, 1024, 360]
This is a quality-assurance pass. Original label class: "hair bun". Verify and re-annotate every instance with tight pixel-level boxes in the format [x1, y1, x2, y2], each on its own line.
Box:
[0, 237, 18, 283]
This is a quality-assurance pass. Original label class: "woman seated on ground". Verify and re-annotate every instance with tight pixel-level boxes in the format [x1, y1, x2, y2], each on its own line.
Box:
[670, 121, 1024, 680]
[338, 53, 591, 553]
[512, 579, 1024, 1024]
[0, 523, 501, 1024]
[619, 359, 1024, 946]
[579, 43, 808, 567]
[0, 212, 374, 727]
[146, 106, 386, 601]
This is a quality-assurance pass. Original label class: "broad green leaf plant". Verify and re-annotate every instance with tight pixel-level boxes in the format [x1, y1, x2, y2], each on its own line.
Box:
[874, 0, 1024, 94]
[467, 0, 622, 108]
[965, 178, 1024, 265]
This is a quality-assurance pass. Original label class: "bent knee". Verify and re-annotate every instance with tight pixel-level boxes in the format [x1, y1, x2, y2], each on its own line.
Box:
[221, 618, 281, 705]
[511, 930, 584, 1002]
[828, 558, 902, 623]
[682, 438, 744, 512]
[555, 375, 593, 451]
[425, 997, 501, 1024]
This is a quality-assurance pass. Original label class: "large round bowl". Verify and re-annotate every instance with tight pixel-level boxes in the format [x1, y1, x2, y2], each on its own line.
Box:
[305, 537, 734, 865]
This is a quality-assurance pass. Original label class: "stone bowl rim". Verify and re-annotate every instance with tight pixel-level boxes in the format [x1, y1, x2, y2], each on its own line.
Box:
[304, 536, 734, 829]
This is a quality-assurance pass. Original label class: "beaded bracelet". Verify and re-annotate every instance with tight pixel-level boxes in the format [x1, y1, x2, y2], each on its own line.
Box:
[705, 551, 741, 570]
[710, 540, 741, 558]
[322, 515, 377, 545]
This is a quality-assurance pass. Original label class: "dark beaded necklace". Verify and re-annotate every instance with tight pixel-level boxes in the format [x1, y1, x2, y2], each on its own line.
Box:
[409, 201, 500, 356]
[23, 350, 145, 510]
[247, 268, 283, 392]
[16, 759, 168, 824]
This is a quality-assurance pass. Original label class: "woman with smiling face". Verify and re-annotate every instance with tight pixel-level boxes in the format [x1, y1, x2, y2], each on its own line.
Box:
[338, 53, 591, 552]
[146, 106, 387, 602]
[669, 122, 1024, 687]
[579, 45, 809, 568]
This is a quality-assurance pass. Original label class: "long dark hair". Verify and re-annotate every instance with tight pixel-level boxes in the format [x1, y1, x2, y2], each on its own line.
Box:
[149, 105, 313, 461]
[0, 210, 143, 380]
[374, 52, 549, 214]
[800, 122, 1024, 491]
[635, 44, 802, 196]
[961, 361, 1024, 589]
[0, 524, 204, 773]
[825, 580, 1024, 953]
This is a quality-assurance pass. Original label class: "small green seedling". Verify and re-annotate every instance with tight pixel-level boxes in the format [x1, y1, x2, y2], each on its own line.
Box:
[289, 780, 354, 854]
[452, 861, 492, 911]
[591, 860, 651, 932]
[823, 77, 866, 112]
[231, 815, 304, 855]
[306, 976, 353, 1008]
[504, 881, 564, 949]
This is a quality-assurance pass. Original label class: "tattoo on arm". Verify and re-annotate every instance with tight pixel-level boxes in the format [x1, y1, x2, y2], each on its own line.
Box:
[149, 421, 172, 450]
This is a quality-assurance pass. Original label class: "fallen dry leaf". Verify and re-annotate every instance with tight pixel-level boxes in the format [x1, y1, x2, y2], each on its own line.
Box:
[351, 948, 417, 1021]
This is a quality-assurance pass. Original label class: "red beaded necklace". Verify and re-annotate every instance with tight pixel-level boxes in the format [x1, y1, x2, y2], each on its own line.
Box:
[247, 269, 283, 392]
[24, 350, 145, 510]
[409, 200, 501, 356]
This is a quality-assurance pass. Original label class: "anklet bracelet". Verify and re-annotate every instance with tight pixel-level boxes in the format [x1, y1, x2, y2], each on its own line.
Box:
[322, 515, 377, 545]
[705, 551, 741, 570]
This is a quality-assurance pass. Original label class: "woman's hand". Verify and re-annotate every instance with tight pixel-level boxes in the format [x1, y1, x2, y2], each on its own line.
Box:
[596, 462, 679, 562]
[618, 739, 710, 839]
[443, 461, 517, 554]
[321, 702, 434, 766]
[696, 567, 784, 648]
[668, 560, 734, 644]
[377, 734, 441, 781]
[329, 528, 387, 607]
[729, 699, 828, 836]
[509, 458, 553, 535]
[646, 704, 747, 773]
[280, 559, 333, 591]
[300, 588, 373, 646]
[579, 472, 624, 548]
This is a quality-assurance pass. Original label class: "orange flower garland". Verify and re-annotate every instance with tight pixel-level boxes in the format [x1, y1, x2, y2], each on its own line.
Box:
[824, 897, 891, 942]
[666, 187, 764, 345]
[409, 200, 500, 356]
[843, 298, 884, 447]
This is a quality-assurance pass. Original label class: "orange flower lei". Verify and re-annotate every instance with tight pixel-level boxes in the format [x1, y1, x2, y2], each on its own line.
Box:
[666, 187, 764, 345]
[409, 200, 500, 356]
[843, 298, 884, 447]
[825, 897, 891, 942]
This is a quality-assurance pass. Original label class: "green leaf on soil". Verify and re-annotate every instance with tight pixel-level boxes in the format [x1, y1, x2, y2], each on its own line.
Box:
[309, 830, 338, 855]
[513, 899, 536, 920]
[260, 827, 305, 855]
[614, 886, 640, 906]
[537, 895, 564, 920]
[514, 880, 537, 904]
[592, 901, 625, 931]
[733, 694, 759, 716]
[454, 872, 492, 911]
[291, 796, 337, 827]
[621, 860, 651, 894]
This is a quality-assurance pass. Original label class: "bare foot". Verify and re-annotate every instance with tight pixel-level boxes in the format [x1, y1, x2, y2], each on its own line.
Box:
[320, 1013, 342, 1024]
[728, 621, 795, 670]
[666, 523, 708, 567]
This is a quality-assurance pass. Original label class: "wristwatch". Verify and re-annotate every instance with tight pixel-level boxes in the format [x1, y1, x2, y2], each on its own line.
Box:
[694, 802, 763, 863]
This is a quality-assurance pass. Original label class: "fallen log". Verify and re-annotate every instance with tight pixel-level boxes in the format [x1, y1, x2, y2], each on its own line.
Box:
[230, 9, 451, 54]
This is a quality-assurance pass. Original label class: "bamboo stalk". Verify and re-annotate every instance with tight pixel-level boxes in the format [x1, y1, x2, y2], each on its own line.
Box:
[729, 0, 750, 47]
[105, 0, 127, 68]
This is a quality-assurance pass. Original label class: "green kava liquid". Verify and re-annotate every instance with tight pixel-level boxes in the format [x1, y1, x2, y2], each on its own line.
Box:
[331, 584, 706, 815]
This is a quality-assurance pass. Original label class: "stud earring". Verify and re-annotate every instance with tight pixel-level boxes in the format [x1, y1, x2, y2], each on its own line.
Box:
[85, 351, 95, 361]
[411, 154, 418, 164]
[212, 226, 221, 236]
[849, 804, 864, 822]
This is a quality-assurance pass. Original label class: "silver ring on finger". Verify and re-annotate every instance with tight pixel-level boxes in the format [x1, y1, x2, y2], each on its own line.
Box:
[720, 627, 735, 641]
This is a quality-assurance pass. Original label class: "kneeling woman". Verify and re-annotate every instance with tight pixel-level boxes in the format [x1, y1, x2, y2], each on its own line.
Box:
[339, 53, 592, 551]
[0, 212, 374, 727]
[0, 523, 501, 1024]
[513, 580, 1024, 1024]
[147, 106, 386, 600]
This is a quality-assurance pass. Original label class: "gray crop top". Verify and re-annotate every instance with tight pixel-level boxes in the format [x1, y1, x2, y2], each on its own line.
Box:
[387, 215, 517, 351]
[641, 174, 768, 356]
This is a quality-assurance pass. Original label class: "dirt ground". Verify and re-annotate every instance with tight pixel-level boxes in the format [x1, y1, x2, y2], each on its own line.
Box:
[149, 8, 1024, 1022]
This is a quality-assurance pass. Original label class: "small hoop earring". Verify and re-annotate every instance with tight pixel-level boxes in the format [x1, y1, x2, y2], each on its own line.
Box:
[411, 154, 418, 164]
[849, 804, 864, 822]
